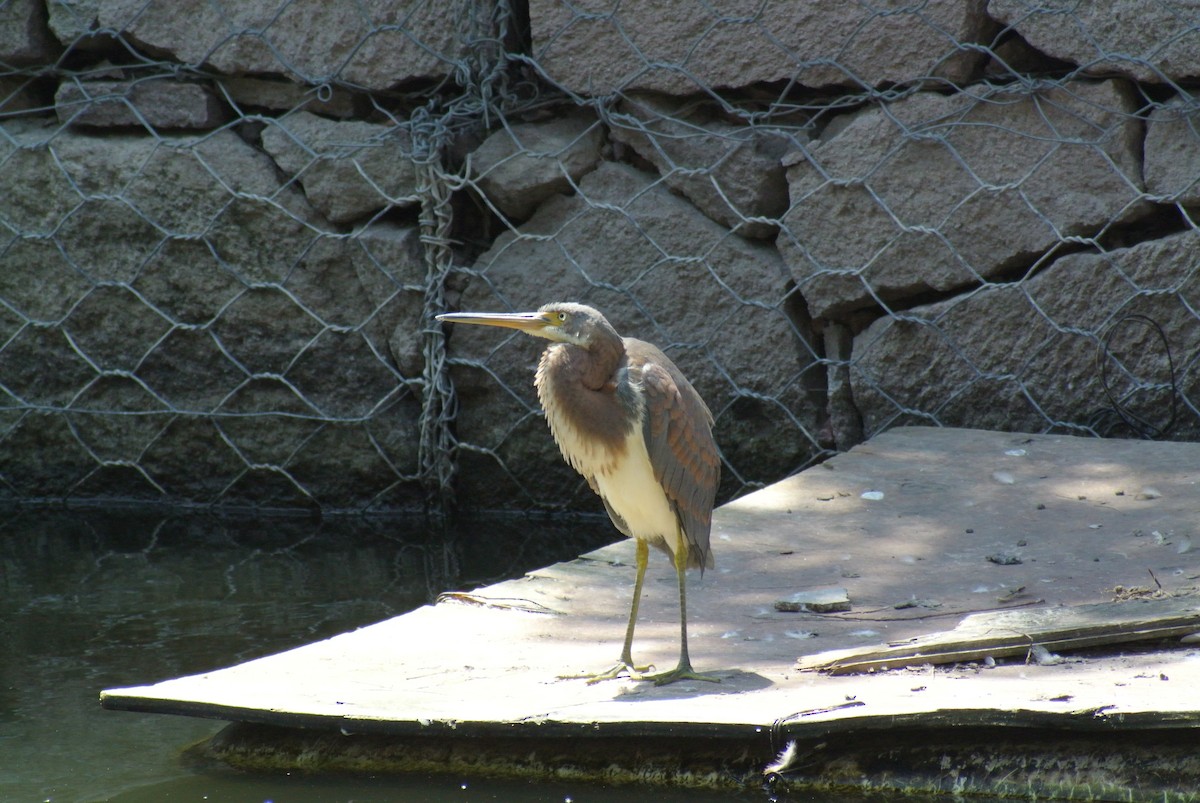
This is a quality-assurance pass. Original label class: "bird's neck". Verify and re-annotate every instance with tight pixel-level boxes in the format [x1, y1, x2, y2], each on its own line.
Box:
[534, 339, 637, 467]
[552, 338, 624, 392]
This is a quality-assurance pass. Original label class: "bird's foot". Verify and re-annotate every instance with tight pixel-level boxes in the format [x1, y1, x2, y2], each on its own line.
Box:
[643, 661, 721, 687]
[558, 660, 653, 685]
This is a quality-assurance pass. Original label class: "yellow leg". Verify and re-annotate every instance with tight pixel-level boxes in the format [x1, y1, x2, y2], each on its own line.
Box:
[617, 538, 650, 668]
[559, 539, 654, 683]
[643, 538, 720, 686]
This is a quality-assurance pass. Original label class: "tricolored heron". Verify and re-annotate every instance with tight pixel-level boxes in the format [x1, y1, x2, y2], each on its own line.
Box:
[437, 302, 720, 686]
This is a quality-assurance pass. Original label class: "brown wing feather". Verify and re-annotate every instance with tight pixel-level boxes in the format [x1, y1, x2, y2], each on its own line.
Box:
[630, 339, 720, 570]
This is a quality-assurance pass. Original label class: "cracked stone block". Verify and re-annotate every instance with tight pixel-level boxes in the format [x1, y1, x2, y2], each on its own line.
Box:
[57, 0, 494, 91]
[609, 93, 795, 239]
[1145, 97, 1200, 204]
[850, 230, 1200, 440]
[261, 111, 418, 225]
[779, 80, 1146, 320]
[55, 79, 227, 129]
[1, 0, 59, 64]
[469, 111, 604, 221]
[530, 0, 990, 96]
[989, 0, 1200, 83]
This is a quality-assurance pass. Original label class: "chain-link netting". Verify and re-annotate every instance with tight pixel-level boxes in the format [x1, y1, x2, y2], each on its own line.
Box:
[1, 0, 1198, 514]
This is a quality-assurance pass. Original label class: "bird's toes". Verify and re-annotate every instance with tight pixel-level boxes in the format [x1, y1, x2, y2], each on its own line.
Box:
[558, 660, 653, 684]
[645, 664, 721, 687]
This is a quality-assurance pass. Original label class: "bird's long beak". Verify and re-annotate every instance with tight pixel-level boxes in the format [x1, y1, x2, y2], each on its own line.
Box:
[436, 311, 555, 333]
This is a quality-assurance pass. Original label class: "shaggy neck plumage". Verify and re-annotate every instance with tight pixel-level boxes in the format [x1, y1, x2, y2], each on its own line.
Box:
[535, 333, 635, 459]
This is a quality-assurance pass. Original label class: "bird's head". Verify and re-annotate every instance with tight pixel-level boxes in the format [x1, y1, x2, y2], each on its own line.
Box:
[436, 302, 617, 348]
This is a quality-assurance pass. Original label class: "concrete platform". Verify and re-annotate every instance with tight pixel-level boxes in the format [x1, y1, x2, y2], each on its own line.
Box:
[101, 427, 1200, 798]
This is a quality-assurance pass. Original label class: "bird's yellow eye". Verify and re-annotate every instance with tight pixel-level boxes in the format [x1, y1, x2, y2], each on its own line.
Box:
[556, 312, 567, 323]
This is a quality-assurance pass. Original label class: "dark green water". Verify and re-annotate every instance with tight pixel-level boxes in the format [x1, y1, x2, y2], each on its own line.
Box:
[0, 508, 998, 803]
[0, 509, 763, 802]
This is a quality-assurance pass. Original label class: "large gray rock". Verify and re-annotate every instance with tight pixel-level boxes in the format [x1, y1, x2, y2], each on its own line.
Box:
[779, 80, 1145, 320]
[261, 111, 419, 225]
[45, 0, 98, 45]
[0, 125, 232, 281]
[989, 0, 1200, 83]
[609, 93, 794, 239]
[446, 160, 823, 507]
[469, 111, 604, 221]
[0, 121, 87, 237]
[54, 0, 488, 91]
[133, 239, 245, 326]
[0, 238, 94, 325]
[0, 122, 425, 510]
[530, 0, 989, 96]
[27, 126, 318, 283]
[1, 0, 58, 63]
[0, 122, 316, 238]
[851, 231, 1200, 440]
[55, 78, 226, 129]
[1145, 96, 1200, 204]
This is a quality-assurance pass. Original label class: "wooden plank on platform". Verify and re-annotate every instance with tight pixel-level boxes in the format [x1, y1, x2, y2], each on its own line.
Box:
[796, 597, 1200, 674]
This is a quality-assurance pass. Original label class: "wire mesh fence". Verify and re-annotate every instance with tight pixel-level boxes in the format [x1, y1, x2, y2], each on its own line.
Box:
[0, 0, 1197, 514]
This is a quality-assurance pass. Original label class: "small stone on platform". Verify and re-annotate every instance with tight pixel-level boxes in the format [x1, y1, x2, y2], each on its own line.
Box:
[774, 587, 851, 613]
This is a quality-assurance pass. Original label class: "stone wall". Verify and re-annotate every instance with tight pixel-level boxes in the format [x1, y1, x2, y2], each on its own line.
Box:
[0, 1, 1197, 512]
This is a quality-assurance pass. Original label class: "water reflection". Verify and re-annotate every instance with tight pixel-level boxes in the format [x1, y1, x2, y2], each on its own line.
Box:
[0, 508, 617, 803]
